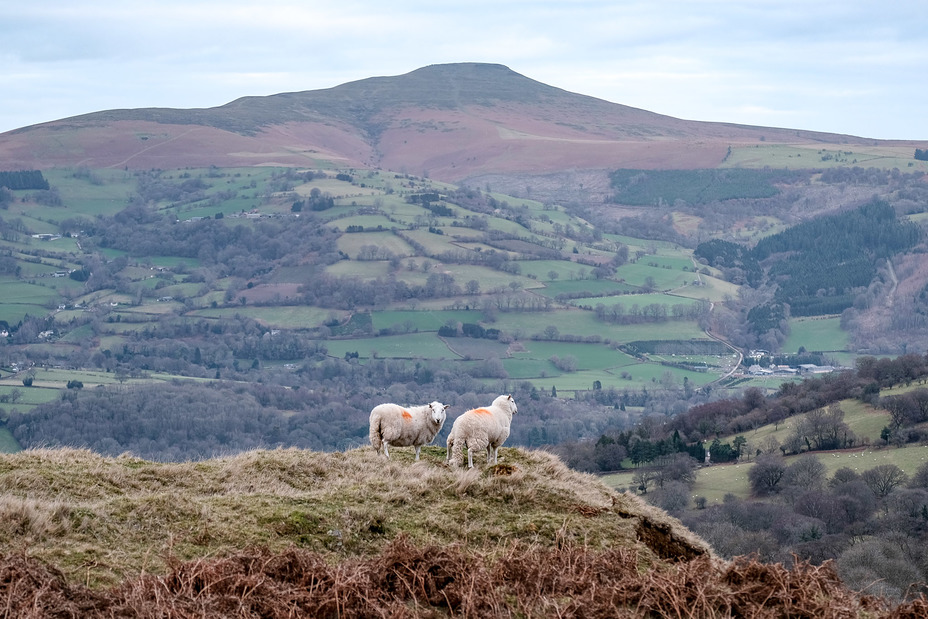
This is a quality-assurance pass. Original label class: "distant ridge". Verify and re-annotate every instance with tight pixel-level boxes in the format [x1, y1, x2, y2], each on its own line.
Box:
[24, 63, 625, 134]
[0, 63, 921, 181]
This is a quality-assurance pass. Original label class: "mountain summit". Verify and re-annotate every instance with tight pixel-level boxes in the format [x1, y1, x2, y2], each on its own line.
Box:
[0, 63, 895, 181]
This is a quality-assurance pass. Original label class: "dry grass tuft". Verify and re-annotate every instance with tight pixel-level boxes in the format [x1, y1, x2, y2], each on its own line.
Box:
[0, 496, 72, 543]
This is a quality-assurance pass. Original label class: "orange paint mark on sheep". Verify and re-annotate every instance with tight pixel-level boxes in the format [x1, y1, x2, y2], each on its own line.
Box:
[473, 408, 492, 416]
[401, 410, 412, 420]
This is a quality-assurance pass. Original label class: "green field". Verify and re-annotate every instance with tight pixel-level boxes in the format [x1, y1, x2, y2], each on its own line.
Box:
[336, 231, 415, 259]
[783, 316, 849, 353]
[569, 292, 701, 311]
[39, 168, 137, 218]
[439, 337, 511, 360]
[330, 214, 397, 230]
[510, 341, 637, 370]
[489, 310, 707, 342]
[535, 279, 638, 298]
[723, 144, 928, 171]
[601, 390, 913, 503]
[0, 276, 61, 323]
[613, 261, 692, 290]
[0, 383, 61, 406]
[187, 306, 338, 329]
[516, 260, 602, 282]
[371, 309, 483, 332]
[321, 332, 461, 360]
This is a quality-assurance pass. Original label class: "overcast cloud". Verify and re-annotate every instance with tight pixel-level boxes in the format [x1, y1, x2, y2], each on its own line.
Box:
[2, 0, 927, 139]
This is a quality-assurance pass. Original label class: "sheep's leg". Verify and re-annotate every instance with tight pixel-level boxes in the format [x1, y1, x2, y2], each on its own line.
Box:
[468, 438, 489, 469]
[383, 441, 390, 459]
[486, 446, 492, 464]
[414, 446, 421, 461]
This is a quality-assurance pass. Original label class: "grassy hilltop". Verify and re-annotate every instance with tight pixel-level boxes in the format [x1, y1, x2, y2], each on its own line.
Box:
[2, 446, 925, 616]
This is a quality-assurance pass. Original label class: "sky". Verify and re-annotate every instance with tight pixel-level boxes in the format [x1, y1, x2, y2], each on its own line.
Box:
[2, 0, 927, 140]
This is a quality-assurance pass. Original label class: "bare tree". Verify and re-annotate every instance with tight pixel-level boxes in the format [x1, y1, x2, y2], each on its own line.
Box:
[748, 454, 787, 496]
[653, 453, 698, 488]
[783, 454, 827, 491]
[632, 468, 657, 494]
[861, 464, 908, 498]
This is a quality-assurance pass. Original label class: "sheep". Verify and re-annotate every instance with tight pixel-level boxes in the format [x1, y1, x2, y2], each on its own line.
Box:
[369, 400, 449, 461]
[446, 394, 518, 468]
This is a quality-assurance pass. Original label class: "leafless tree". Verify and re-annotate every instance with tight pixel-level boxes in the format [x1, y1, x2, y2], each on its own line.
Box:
[861, 464, 908, 498]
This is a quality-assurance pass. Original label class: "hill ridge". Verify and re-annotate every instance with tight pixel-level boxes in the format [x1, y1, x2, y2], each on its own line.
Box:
[0, 446, 708, 586]
[3, 445, 923, 616]
[3, 62, 918, 180]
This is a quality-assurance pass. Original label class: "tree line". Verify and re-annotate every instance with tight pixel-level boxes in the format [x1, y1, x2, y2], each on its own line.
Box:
[0, 170, 49, 191]
[4, 355, 645, 461]
[563, 352, 928, 474]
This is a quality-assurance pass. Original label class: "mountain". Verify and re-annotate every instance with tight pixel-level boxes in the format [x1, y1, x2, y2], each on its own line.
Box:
[0, 63, 910, 182]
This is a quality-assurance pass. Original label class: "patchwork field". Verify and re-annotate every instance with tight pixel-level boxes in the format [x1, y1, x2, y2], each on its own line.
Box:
[0, 160, 907, 458]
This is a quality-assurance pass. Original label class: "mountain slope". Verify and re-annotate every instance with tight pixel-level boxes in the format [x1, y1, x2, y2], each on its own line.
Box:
[0, 63, 904, 181]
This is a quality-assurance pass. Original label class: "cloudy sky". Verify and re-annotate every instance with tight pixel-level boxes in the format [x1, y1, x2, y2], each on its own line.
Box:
[3, 0, 927, 139]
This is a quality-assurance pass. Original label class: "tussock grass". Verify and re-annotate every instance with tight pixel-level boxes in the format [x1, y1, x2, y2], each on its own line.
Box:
[3, 446, 925, 615]
[0, 446, 708, 588]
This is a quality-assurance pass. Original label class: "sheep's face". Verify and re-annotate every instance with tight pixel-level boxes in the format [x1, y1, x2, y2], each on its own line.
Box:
[429, 401, 448, 426]
[506, 395, 518, 415]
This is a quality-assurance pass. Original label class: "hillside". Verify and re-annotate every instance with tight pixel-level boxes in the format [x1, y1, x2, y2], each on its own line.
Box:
[1, 63, 922, 183]
[2, 446, 922, 616]
[0, 160, 926, 457]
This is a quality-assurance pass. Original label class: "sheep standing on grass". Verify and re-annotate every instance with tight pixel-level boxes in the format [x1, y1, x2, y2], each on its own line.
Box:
[446, 394, 518, 468]
[369, 401, 449, 461]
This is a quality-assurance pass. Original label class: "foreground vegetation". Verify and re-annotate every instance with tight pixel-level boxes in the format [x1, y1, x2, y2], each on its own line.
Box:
[0, 447, 679, 586]
[3, 446, 926, 617]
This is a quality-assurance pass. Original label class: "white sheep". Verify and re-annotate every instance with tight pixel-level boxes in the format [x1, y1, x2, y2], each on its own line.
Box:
[369, 400, 449, 461]
[446, 394, 518, 468]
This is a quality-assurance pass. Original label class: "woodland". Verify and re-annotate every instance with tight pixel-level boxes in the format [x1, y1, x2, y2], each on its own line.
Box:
[576, 353, 928, 600]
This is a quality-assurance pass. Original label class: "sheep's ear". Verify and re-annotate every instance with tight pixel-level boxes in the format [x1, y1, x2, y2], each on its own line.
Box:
[443, 404, 450, 412]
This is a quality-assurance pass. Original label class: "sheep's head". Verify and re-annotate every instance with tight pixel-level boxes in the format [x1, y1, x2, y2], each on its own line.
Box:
[498, 394, 517, 415]
[429, 401, 449, 426]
